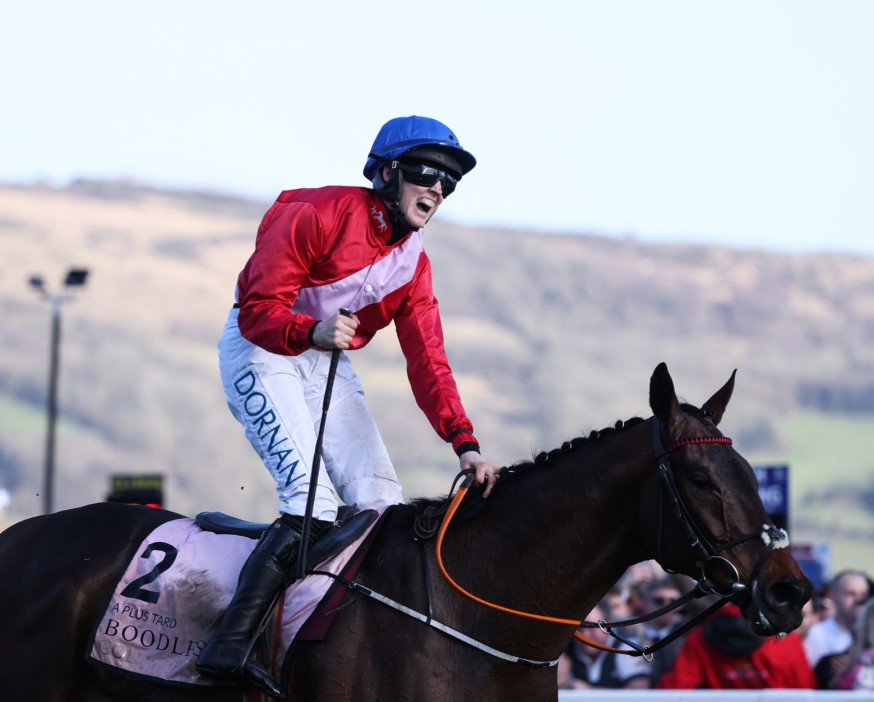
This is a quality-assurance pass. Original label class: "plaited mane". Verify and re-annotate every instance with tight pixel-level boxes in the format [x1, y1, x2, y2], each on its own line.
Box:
[406, 416, 647, 528]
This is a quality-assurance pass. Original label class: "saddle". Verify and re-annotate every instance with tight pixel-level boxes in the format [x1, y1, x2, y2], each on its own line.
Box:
[194, 505, 375, 569]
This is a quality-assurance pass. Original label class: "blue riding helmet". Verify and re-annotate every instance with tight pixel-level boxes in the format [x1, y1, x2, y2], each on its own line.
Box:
[363, 116, 477, 182]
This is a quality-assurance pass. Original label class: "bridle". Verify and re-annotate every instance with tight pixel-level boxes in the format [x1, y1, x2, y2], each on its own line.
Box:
[574, 417, 790, 656]
[649, 416, 788, 601]
[433, 415, 791, 659]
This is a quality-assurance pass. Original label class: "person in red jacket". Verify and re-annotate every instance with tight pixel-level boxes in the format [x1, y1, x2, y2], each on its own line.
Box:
[657, 603, 816, 689]
[197, 115, 497, 694]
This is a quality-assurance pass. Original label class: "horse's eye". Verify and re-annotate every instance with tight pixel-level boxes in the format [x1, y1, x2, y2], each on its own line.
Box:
[690, 475, 715, 492]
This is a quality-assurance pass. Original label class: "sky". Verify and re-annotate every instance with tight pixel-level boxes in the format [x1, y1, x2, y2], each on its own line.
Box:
[3, 1, 873, 255]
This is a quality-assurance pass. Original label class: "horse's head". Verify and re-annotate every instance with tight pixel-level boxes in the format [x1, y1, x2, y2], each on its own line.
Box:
[643, 362, 812, 636]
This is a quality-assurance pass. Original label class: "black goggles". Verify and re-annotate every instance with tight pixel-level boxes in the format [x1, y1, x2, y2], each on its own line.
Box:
[391, 161, 459, 197]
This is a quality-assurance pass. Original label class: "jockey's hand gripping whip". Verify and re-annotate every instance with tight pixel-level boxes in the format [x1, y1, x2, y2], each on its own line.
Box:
[297, 308, 352, 579]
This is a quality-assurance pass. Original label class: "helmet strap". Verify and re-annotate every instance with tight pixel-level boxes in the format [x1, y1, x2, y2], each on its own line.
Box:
[372, 165, 414, 240]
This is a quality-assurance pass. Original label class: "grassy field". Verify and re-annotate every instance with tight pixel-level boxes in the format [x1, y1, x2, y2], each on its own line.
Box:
[0, 396, 45, 437]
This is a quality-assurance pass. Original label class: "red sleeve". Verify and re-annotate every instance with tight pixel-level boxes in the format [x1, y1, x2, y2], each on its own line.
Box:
[236, 197, 321, 355]
[656, 629, 708, 689]
[762, 634, 817, 688]
[394, 253, 479, 454]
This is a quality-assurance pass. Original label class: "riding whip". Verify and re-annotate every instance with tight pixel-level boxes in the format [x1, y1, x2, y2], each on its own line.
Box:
[296, 308, 352, 579]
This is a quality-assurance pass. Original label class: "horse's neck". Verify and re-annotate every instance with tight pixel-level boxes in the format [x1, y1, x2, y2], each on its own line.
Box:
[477, 425, 653, 617]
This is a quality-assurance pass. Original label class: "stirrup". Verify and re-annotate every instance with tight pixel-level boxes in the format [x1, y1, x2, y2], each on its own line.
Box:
[243, 657, 283, 697]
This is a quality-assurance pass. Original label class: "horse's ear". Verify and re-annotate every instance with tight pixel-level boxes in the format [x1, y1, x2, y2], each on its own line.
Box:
[650, 362, 681, 421]
[701, 369, 737, 426]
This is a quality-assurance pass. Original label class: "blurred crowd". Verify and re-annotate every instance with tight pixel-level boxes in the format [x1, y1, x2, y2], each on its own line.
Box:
[557, 561, 874, 691]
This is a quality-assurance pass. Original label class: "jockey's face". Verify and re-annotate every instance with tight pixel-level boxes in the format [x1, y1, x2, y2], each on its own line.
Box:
[382, 164, 445, 230]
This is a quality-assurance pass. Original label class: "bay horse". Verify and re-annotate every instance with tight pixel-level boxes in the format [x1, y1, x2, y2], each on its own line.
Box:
[0, 363, 811, 701]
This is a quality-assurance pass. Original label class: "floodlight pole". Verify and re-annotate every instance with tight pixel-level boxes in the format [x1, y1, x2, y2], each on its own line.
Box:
[43, 295, 63, 516]
[30, 269, 89, 514]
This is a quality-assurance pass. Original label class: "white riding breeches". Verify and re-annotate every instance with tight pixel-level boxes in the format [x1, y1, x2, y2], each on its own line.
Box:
[218, 309, 404, 521]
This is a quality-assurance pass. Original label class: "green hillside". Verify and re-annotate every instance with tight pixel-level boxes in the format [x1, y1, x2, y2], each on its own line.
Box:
[1, 181, 872, 579]
[749, 412, 874, 571]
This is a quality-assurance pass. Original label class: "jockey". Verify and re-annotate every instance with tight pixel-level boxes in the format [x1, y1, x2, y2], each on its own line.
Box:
[196, 115, 499, 695]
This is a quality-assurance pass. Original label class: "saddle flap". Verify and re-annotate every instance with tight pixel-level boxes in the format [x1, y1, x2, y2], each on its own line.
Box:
[305, 509, 377, 568]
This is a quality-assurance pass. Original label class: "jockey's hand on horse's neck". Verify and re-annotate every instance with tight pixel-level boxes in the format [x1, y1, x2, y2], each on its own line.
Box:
[459, 451, 498, 498]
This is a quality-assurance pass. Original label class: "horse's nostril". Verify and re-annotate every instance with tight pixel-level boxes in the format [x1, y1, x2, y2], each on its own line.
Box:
[767, 578, 807, 609]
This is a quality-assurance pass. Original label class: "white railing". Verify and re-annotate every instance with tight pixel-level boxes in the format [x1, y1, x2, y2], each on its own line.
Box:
[559, 691, 874, 701]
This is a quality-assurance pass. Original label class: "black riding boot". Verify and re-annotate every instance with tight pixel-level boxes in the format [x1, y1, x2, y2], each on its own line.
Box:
[196, 516, 303, 696]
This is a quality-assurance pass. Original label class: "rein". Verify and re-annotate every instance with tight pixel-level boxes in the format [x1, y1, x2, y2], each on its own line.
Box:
[433, 416, 790, 659]
[435, 477, 589, 626]
[433, 479, 654, 657]
[435, 475, 641, 656]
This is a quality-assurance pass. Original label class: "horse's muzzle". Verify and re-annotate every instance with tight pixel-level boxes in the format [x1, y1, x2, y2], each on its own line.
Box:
[744, 576, 811, 636]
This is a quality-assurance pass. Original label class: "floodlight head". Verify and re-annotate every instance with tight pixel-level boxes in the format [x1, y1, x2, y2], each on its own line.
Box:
[64, 269, 89, 287]
[29, 275, 46, 291]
